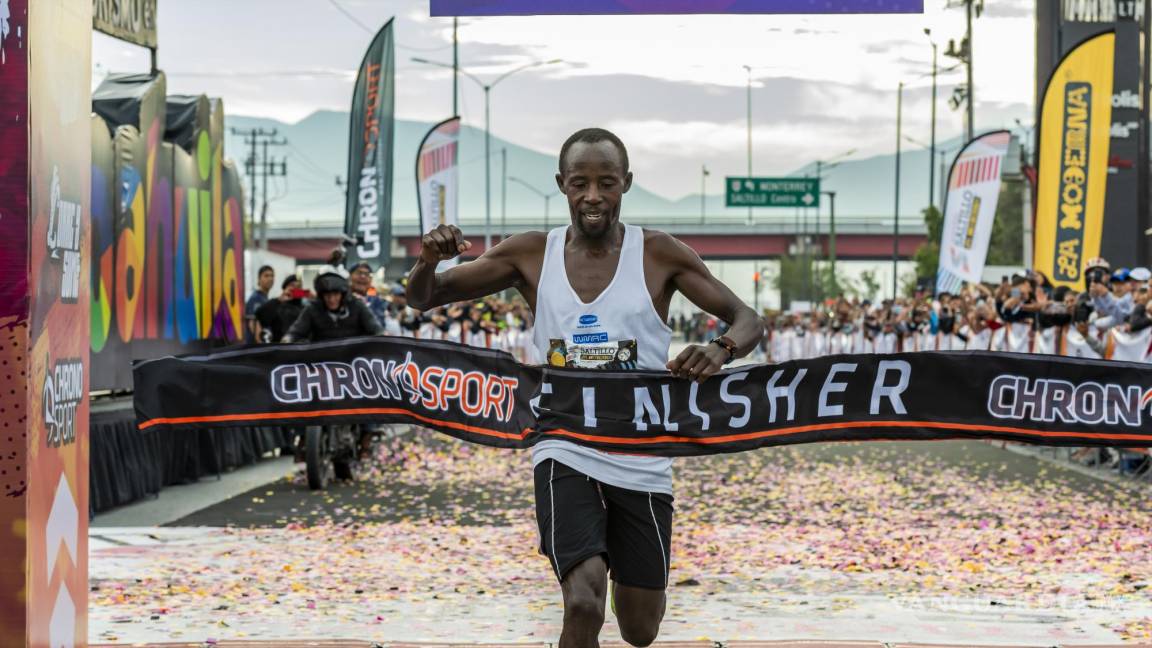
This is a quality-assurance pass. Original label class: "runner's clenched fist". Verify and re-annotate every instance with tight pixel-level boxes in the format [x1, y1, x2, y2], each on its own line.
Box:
[421, 224, 471, 263]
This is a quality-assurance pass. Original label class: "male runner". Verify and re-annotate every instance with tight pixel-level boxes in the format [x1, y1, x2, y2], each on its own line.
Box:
[407, 128, 762, 648]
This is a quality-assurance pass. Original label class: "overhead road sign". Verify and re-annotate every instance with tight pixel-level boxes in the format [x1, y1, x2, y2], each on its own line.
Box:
[431, 0, 922, 16]
[726, 177, 820, 208]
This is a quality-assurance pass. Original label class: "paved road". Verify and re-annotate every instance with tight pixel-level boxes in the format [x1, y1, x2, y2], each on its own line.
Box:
[91, 436, 1152, 645]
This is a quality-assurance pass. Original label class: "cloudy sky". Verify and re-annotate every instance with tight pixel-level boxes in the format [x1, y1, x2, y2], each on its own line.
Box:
[93, 0, 1034, 200]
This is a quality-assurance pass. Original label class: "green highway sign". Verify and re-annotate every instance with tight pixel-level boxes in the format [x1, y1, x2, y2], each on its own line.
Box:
[726, 177, 820, 208]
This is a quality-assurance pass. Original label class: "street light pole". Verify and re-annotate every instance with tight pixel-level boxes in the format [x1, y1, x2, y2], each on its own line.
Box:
[508, 176, 558, 229]
[500, 147, 507, 242]
[452, 18, 459, 116]
[484, 86, 491, 251]
[411, 57, 562, 253]
[743, 64, 753, 225]
[925, 28, 938, 212]
[825, 190, 837, 283]
[893, 82, 903, 300]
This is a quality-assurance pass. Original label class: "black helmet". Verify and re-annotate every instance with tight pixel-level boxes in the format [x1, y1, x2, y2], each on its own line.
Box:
[313, 271, 349, 296]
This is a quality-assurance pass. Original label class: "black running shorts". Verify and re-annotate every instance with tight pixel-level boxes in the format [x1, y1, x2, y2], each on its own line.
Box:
[533, 459, 674, 590]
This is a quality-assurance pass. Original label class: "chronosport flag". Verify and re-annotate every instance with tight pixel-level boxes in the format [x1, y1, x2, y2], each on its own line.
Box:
[935, 131, 1010, 295]
[416, 117, 460, 269]
[134, 337, 1152, 455]
[1034, 32, 1114, 289]
[344, 19, 395, 268]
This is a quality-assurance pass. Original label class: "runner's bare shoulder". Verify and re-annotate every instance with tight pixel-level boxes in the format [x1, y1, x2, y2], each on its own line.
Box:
[640, 228, 698, 266]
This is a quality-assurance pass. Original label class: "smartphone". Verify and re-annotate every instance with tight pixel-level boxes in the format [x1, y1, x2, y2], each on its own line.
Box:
[289, 288, 311, 299]
[1010, 288, 1021, 299]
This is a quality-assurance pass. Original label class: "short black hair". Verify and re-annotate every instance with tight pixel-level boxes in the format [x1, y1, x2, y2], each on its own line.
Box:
[258, 265, 274, 276]
[558, 128, 629, 175]
[281, 274, 299, 290]
[351, 261, 373, 274]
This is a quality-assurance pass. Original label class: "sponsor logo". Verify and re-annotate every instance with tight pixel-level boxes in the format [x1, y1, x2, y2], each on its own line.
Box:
[573, 332, 609, 344]
[43, 356, 84, 448]
[578, 314, 599, 327]
[270, 352, 520, 422]
[46, 167, 83, 303]
[356, 167, 381, 259]
[988, 375, 1151, 427]
[1053, 82, 1091, 283]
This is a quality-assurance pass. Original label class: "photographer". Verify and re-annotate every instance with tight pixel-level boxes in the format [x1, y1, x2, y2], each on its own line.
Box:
[255, 274, 309, 344]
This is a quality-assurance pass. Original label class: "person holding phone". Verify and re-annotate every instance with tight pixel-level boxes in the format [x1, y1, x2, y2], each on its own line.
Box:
[255, 274, 309, 344]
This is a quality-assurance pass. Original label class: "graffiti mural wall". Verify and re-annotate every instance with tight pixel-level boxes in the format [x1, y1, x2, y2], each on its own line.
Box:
[91, 73, 246, 391]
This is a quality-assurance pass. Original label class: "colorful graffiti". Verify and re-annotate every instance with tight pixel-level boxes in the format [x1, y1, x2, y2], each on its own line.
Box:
[91, 73, 245, 390]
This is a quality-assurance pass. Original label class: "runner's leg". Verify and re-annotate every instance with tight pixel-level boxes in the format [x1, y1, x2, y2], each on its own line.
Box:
[603, 485, 673, 646]
[535, 460, 611, 647]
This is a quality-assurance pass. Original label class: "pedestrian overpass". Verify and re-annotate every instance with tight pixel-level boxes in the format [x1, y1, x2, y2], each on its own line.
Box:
[266, 214, 928, 264]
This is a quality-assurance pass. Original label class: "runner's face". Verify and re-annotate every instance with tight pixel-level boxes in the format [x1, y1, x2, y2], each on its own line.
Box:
[557, 141, 632, 240]
[323, 292, 343, 311]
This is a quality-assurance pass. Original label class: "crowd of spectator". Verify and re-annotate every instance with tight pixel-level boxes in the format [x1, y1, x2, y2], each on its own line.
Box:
[244, 258, 536, 362]
[243, 255, 1152, 477]
[750, 257, 1152, 363]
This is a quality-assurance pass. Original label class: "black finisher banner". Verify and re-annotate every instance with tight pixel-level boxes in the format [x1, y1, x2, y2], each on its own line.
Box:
[134, 337, 1152, 455]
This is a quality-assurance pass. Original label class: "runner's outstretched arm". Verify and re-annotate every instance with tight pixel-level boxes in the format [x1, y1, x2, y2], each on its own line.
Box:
[652, 233, 763, 382]
[406, 224, 539, 310]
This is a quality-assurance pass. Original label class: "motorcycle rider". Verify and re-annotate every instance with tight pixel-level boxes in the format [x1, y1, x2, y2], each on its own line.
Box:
[282, 271, 383, 342]
[282, 269, 384, 468]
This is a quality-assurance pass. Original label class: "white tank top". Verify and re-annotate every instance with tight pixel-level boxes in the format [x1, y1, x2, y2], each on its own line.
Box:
[531, 224, 674, 495]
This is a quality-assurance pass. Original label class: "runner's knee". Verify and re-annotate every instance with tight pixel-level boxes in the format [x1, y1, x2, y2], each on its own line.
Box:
[561, 560, 607, 628]
[563, 592, 605, 628]
[618, 620, 660, 648]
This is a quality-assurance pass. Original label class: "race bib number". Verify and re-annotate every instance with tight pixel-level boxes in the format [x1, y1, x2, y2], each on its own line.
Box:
[548, 338, 638, 370]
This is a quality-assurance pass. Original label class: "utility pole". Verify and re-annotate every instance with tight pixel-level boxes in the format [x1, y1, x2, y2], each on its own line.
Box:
[946, 0, 980, 142]
[894, 82, 903, 300]
[230, 127, 284, 248]
[259, 137, 288, 249]
[965, 0, 974, 142]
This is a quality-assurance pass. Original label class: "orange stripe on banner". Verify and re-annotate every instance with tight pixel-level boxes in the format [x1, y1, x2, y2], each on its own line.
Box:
[139, 414, 1152, 445]
[139, 408, 533, 441]
[540, 420, 1152, 445]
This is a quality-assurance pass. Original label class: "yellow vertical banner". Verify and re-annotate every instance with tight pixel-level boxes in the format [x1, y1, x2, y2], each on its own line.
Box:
[1034, 32, 1114, 289]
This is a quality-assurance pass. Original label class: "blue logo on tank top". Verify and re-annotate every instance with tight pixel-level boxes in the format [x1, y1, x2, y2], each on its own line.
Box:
[578, 314, 599, 327]
[572, 332, 609, 344]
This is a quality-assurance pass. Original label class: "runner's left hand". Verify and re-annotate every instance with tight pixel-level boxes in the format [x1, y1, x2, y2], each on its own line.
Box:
[667, 343, 729, 383]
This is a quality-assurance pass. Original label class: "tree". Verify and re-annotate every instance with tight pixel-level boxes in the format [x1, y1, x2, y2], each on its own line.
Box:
[857, 269, 881, 302]
[773, 251, 854, 305]
[987, 178, 1024, 267]
[912, 205, 944, 281]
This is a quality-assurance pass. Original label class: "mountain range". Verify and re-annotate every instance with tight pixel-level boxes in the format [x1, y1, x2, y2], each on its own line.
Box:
[225, 110, 975, 229]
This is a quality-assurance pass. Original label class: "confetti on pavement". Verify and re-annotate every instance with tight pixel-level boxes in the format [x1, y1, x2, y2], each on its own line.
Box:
[90, 438, 1152, 644]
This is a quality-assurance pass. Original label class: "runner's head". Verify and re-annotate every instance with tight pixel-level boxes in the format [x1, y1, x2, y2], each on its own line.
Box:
[556, 128, 632, 240]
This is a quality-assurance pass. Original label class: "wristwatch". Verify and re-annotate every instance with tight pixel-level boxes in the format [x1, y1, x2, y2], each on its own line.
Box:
[709, 335, 737, 362]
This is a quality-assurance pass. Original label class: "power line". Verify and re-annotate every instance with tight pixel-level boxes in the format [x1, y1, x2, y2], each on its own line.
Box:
[229, 127, 288, 249]
[325, 0, 452, 51]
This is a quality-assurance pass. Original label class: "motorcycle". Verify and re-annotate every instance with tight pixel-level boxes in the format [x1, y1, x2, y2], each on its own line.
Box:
[302, 424, 380, 490]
